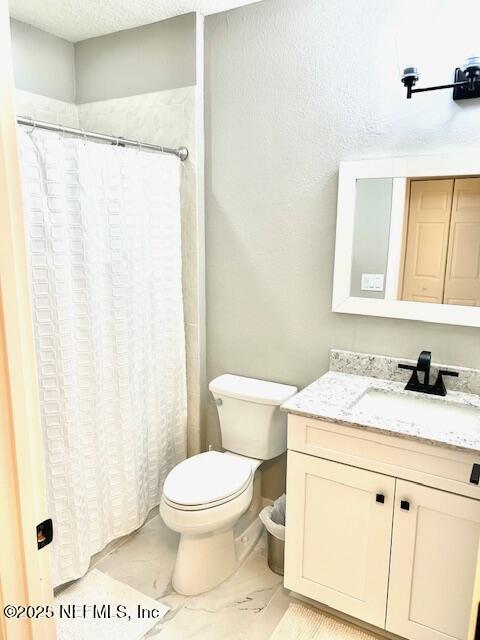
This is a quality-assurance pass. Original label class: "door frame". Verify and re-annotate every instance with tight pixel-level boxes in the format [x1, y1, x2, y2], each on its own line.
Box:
[0, 2, 55, 638]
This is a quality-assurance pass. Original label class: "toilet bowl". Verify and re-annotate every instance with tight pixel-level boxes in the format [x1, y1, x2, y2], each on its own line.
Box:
[160, 451, 261, 595]
[161, 374, 297, 595]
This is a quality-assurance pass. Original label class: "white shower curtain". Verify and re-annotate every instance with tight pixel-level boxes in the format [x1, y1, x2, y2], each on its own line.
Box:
[18, 128, 187, 586]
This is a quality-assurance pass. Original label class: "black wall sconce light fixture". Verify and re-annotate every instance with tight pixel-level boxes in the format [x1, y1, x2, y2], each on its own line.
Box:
[401, 56, 480, 100]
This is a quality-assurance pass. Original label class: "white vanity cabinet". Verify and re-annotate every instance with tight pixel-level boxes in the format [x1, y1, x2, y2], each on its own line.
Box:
[284, 415, 480, 640]
[285, 451, 395, 628]
[387, 480, 480, 640]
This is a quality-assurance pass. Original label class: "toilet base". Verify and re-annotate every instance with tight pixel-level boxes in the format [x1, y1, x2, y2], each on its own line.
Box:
[173, 526, 236, 595]
[170, 470, 263, 596]
[172, 515, 264, 596]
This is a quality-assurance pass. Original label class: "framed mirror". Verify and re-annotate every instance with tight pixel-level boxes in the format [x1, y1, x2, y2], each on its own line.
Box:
[332, 153, 480, 327]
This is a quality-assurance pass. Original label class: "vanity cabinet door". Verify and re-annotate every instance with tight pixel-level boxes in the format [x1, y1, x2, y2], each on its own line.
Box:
[284, 451, 395, 628]
[386, 480, 480, 640]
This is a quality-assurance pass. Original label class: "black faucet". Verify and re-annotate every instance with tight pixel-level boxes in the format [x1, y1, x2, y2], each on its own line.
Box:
[398, 350, 459, 397]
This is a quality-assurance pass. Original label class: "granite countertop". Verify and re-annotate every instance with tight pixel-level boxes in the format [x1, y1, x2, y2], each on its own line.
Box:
[281, 370, 480, 453]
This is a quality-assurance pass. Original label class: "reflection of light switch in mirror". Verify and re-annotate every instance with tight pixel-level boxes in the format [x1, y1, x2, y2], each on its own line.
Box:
[361, 273, 384, 292]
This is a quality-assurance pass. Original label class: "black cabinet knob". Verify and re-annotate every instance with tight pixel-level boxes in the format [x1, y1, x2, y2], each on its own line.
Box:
[400, 500, 410, 511]
[470, 464, 480, 485]
[376, 493, 385, 504]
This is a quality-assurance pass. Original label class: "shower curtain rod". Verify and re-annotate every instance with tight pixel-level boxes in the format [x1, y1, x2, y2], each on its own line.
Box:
[17, 116, 189, 161]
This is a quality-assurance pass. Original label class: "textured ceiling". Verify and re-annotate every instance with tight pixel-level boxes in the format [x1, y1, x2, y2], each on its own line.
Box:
[8, 0, 263, 42]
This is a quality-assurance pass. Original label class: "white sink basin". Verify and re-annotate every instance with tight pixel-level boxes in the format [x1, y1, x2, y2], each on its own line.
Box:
[351, 388, 480, 432]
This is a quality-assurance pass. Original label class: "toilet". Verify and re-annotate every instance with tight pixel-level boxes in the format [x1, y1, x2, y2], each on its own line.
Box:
[160, 374, 297, 596]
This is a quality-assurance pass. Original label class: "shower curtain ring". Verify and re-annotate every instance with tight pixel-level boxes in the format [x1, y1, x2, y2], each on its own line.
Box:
[136, 140, 141, 153]
[81, 129, 87, 145]
[27, 117, 36, 134]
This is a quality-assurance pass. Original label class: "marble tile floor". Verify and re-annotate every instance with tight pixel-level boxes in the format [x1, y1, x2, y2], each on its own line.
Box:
[87, 512, 293, 639]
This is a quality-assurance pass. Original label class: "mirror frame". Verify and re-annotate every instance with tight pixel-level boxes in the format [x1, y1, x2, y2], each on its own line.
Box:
[332, 152, 480, 328]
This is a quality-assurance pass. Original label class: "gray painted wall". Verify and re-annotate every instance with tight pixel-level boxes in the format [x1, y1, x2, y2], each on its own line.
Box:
[350, 178, 393, 299]
[205, 0, 480, 499]
[75, 13, 196, 103]
[10, 13, 196, 104]
[10, 18, 75, 102]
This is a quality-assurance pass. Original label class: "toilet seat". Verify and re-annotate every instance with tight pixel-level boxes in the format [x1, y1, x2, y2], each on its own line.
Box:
[163, 483, 250, 511]
[163, 451, 253, 511]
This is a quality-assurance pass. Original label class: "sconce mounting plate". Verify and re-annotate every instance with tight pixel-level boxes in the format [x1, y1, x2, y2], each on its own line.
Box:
[453, 68, 480, 101]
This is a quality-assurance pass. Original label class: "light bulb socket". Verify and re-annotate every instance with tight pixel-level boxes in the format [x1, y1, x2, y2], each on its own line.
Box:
[401, 66, 419, 87]
[462, 56, 480, 79]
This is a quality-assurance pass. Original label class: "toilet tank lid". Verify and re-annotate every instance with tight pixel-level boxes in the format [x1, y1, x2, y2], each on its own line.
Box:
[209, 374, 297, 406]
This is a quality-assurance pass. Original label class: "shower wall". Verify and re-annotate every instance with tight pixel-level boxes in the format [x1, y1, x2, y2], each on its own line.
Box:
[15, 90, 79, 127]
[10, 15, 205, 457]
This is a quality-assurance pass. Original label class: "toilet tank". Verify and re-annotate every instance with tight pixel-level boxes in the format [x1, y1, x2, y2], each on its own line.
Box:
[209, 374, 297, 460]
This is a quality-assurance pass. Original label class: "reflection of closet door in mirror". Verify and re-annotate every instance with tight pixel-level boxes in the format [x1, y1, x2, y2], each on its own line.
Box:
[443, 178, 480, 307]
[401, 179, 454, 304]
